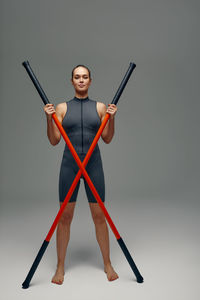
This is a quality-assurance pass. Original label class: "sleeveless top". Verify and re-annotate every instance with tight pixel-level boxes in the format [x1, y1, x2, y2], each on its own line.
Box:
[62, 96, 101, 155]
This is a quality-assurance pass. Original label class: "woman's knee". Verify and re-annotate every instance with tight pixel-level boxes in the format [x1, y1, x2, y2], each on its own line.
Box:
[59, 211, 74, 225]
[92, 211, 105, 225]
[59, 202, 75, 226]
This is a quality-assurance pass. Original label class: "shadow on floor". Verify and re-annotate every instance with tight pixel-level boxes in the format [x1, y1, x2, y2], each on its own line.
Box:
[66, 245, 103, 271]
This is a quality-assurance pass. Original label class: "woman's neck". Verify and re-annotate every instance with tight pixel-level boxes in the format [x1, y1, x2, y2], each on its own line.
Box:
[75, 92, 89, 99]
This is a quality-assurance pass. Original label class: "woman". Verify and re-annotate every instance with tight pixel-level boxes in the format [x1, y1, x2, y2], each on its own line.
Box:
[44, 65, 118, 285]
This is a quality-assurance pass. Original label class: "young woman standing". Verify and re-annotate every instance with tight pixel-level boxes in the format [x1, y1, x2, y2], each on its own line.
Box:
[44, 65, 118, 285]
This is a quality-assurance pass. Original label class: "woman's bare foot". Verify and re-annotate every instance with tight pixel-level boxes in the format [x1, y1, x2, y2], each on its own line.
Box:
[51, 266, 65, 285]
[104, 263, 119, 281]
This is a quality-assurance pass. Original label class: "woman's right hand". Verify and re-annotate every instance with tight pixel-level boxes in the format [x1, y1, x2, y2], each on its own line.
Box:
[43, 103, 56, 120]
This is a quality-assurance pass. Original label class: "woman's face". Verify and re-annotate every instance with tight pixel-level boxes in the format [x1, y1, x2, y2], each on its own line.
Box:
[71, 66, 91, 94]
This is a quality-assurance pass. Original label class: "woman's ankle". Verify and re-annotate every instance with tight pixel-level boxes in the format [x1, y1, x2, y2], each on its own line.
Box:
[56, 262, 65, 270]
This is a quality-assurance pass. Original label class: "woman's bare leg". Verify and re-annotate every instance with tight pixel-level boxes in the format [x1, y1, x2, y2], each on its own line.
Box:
[89, 203, 119, 281]
[52, 202, 76, 285]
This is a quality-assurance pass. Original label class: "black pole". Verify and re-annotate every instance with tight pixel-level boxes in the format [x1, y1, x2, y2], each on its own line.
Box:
[117, 238, 143, 283]
[22, 241, 49, 289]
[111, 62, 136, 105]
[22, 61, 50, 105]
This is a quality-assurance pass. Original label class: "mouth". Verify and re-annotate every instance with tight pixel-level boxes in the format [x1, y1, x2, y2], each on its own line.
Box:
[78, 84, 85, 88]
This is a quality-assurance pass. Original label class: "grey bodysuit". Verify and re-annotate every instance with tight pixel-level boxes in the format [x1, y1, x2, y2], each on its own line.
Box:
[59, 96, 105, 203]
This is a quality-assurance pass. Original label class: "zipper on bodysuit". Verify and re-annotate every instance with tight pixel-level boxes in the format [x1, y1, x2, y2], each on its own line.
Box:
[81, 100, 83, 153]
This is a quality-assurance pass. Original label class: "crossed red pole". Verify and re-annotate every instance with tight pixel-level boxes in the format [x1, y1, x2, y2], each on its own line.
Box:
[22, 61, 143, 289]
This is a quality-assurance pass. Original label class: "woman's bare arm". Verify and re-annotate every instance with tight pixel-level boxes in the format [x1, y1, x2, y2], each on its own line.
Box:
[43, 102, 67, 146]
[97, 102, 117, 144]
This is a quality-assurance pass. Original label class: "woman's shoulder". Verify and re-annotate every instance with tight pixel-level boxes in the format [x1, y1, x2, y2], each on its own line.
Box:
[56, 102, 67, 110]
[96, 101, 106, 111]
[55, 102, 67, 120]
[96, 101, 106, 119]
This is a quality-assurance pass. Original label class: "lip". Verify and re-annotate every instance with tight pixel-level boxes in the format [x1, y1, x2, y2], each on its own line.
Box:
[78, 84, 85, 87]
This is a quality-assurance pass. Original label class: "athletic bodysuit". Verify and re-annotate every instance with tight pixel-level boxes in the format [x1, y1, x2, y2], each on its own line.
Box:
[59, 96, 105, 203]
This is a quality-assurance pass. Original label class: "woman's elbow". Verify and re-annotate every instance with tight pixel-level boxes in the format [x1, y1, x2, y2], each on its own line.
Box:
[51, 141, 58, 146]
[50, 137, 61, 146]
[102, 136, 112, 144]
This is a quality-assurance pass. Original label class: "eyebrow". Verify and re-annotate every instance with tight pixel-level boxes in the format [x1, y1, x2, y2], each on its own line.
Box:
[74, 74, 89, 77]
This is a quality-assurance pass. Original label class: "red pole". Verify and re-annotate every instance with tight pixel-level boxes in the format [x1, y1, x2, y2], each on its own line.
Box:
[46, 112, 121, 241]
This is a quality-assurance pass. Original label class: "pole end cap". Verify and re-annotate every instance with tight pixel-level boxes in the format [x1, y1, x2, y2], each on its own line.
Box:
[137, 276, 144, 283]
[22, 61, 29, 67]
[22, 281, 30, 289]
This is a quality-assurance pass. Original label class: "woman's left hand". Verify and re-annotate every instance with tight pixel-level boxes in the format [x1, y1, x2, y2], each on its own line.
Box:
[106, 104, 118, 119]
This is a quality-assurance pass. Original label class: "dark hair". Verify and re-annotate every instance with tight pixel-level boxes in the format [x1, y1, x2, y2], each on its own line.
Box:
[71, 64, 91, 79]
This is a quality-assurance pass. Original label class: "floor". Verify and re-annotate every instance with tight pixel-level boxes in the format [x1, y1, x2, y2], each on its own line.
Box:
[1, 183, 199, 300]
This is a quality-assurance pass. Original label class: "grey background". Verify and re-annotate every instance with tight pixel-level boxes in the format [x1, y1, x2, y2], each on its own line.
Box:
[1, 0, 200, 299]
